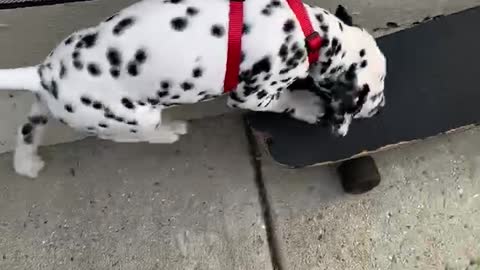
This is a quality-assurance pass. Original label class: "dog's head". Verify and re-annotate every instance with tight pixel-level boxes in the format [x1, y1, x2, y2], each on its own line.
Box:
[308, 5, 387, 136]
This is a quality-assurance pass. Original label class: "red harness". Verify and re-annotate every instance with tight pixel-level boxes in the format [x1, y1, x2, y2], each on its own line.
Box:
[223, 0, 322, 93]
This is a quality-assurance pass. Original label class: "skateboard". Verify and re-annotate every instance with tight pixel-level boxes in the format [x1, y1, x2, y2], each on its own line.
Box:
[246, 6, 480, 194]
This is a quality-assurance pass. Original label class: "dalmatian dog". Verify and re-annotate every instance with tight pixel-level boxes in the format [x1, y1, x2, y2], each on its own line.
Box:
[0, 0, 386, 178]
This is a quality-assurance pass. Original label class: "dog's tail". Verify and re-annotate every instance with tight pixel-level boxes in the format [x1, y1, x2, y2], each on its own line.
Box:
[0, 66, 41, 92]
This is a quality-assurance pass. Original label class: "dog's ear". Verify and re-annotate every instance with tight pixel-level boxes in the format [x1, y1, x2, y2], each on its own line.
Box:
[334, 5, 353, 26]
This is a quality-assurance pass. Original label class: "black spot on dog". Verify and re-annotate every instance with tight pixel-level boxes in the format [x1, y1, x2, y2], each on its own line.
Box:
[261, 8, 271, 16]
[181, 81, 194, 91]
[331, 38, 338, 48]
[23, 134, 34, 144]
[256, 90, 268, 99]
[192, 67, 203, 78]
[98, 123, 108, 128]
[135, 49, 147, 63]
[107, 48, 122, 66]
[321, 38, 330, 48]
[169, 0, 183, 3]
[127, 120, 138, 126]
[115, 116, 124, 123]
[113, 17, 135, 35]
[80, 33, 98, 48]
[229, 92, 244, 103]
[320, 25, 329, 33]
[92, 101, 103, 110]
[198, 91, 206, 96]
[243, 23, 251, 35]
[64, 36, 74, 45]
[279, 44, 288, 60]
[283, 19, 295, 33]
[59, 62, 67, 79]
[186, 6, 198, 16]
[121, 98, 135, 109]
[339, 22, 344, 31]
[110, 67, 120, 78]
[21, 123, 33, 136]
[315, 14, 324, 23]
[72, 51, 80, 59]
[271, 0, 281, 6]
[29, 115, 48, 125]
[251, 57, 271, 76]
[157, 91, 169, 98]
[171, 17, 188, 31]
[325, 49, 333, 57]
[334, 44, 342, 55]
[87, 63, 101, 76]
[50, 81, 59, 99]
[147, 98, 160, 105]
[279, 68, 289, 75]
[73, 60, 84, 70]
[130, 129, 137, 134]
[360, 60, 368, 68]
[75, 40, 85, 49]
[243, 85, 259, 96]
[138, 101, 146, 106]
[171, 95, 180, 99]
[346, 63, 357, 81]
[360, 49, 366, 57]
[81, 96, 92, 106]
[211, 24, 225, 37]
[105, 111, 115, 119]
[65, 104, 74, 113]
[161, 80, 170, 89]
[127, 62, 139, 76]
[270, 81, 277, 86]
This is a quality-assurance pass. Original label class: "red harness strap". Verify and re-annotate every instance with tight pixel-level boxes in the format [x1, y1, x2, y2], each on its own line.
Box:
[286, 0, 323, 64]
[224, 0, 244, 93]
[223, 0, 322, 93]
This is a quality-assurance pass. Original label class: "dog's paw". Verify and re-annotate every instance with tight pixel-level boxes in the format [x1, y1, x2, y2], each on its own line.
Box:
[332, 114, 352, 137]
[167, 121, 188, 135]
[286, 90, 325, 124]
[14, 151, 45, 178]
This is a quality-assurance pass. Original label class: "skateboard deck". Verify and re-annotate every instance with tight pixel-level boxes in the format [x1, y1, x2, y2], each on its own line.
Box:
[246, 6, 480, 168]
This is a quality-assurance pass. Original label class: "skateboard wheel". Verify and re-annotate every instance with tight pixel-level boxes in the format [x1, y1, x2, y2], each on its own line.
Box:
[337, 156, 381, 194]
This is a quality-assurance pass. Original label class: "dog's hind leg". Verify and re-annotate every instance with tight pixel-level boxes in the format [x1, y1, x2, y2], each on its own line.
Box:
[101, 107, 187, 144]
[14, 99, 50, 178]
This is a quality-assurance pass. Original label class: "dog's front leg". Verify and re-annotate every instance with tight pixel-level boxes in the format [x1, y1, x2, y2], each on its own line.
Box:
[228, 88, 325, 124]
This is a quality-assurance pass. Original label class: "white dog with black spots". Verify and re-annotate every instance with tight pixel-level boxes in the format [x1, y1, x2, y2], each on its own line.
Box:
[0, 0, 386, 178]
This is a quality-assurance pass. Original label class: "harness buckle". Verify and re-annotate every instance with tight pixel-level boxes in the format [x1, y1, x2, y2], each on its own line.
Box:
[305, 31, 322, 53]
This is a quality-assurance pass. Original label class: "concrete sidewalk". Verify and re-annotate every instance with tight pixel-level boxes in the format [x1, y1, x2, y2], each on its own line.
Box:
[0, 113, 479, 270]
[0, 114, 272, 270]
[259, 126, 480, 270]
